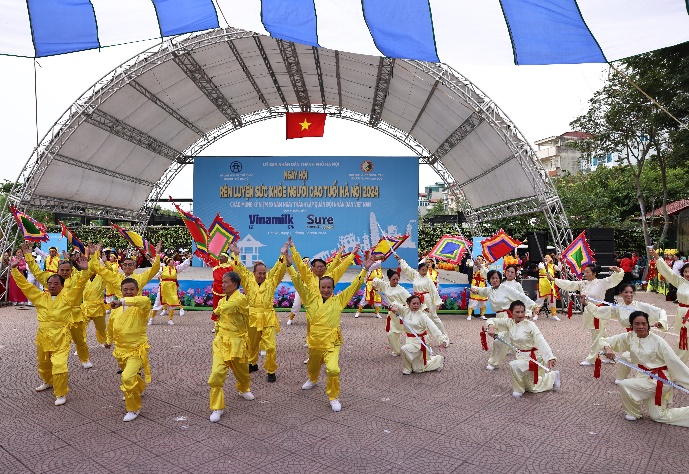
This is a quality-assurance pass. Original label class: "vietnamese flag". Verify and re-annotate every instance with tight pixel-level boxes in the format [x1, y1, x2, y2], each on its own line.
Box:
[286, 112, 326, 139]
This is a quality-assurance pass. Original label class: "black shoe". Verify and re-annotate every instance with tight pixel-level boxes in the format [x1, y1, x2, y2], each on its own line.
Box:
[249, 364, 259, 373]
[267, 373, 277, 383]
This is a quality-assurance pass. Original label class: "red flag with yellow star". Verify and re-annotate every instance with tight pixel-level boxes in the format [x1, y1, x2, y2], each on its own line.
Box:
[286, 112, 326, 139]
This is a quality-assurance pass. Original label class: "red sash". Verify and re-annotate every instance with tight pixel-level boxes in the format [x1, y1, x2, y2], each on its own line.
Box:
[593, 303, 605, 330]
[679, 303, 689, 350]
[638, 364, 669, 406]
[406, 331, 428, 364]
[519, 347, 539, 384]
[414, 291, 427, 304]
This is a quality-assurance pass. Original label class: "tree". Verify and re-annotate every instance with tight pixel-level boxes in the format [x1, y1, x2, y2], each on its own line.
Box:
[421, 199, 447, 220]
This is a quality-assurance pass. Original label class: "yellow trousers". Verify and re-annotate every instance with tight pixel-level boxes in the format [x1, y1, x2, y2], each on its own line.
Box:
[70, 320, 90, 363]
[117, 356, 146, 412]
[248, 326, 277, 374]
[89, 315, 107, 345]
[306, 346, 341, 400]
[37, 345, 69, 397]
[208, 354, 251, 410]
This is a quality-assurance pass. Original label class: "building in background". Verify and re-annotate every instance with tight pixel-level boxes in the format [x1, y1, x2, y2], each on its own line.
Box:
[534, 131, 591, 176]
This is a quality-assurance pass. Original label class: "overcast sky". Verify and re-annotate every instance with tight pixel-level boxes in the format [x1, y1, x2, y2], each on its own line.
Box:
[0, 39, 607, 209]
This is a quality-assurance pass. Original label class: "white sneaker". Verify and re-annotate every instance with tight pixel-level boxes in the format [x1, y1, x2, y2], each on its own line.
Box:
[391, 352, 399, 357]
[553, 370, 561, 392]
[239, 391, 255, 401]
[375, 314, 382, 319]
[602, 358, 614, 365]
[81, 361, 93, 369]
[466, 315, 472, 320]
[260, 350, 266, 356]
[148, 318, 153, 326]
[210, 410, 224, 423]
[302, 380, 316, 390]
[303, 357, 309, 364]
[123, 411, 139, 422]
[532, 315, 538, 321]
[211, 327, 216, 333]
[330, 399, 342, 412]
[615, 379, 623, 385]
[167, 320, 174, 326]
[35, 383, 52, 392]
[437, 356, 444, 372]
[354, 311, 360, 318]
[486, 364, 497, 371]
[73, 351, 78, 356]
[180, 309, 185, 316]
[551, 316, 561, 321]
[54, 396, 66, 406]
[286, 318, 292, 326]
[402, 369, 412, 375]
[579, 360, 593, 366]
[624, 414, 638, 421]
[480, 316, 487, 320]
[512, 391, 523, 398]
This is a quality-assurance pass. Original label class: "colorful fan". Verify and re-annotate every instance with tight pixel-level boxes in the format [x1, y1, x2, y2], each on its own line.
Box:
[59, 221, 85, 253]
[369, 235, 409, 261]
[170, 198, 209, 256]
[10, 205, 48, 242]
[428, 235, 471, 264]
[206, 214, 241, 259]
[111, 224, 156, 257]
[562, 231, 596, 278]
[480, 229, 522, 263]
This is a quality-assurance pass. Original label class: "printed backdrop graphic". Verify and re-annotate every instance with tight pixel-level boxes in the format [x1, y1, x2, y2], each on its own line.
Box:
[193, 157, 419, 268]
[472, 237, 504, 315]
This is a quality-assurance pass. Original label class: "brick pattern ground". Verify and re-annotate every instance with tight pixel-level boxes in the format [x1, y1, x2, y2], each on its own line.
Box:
[0, 283, 687, 473]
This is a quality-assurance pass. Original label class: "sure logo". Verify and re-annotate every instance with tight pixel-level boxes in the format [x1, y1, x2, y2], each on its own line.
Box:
[306, 214, 334, 230]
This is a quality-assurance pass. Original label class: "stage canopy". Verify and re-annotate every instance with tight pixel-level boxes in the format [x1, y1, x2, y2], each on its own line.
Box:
[2, 0, 689, 65]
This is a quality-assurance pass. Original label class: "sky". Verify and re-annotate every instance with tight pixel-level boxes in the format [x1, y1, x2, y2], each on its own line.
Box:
[0, 39, 607, 211]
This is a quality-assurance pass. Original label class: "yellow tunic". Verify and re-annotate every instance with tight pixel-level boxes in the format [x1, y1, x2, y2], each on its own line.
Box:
[25, 255, 88, 323]
[81, 274, 106, 319]
[213, 291, 251, 361]
[289, 266, 366, 350]
[232, 255, 287, 333]
[107, 296, 152, 382]
[44, 254, 60, 273]
[91, 254, 161, 298]
[291, 245, 355, 289]
[363, 267, 383, 305]
[469, 267, 488, 302]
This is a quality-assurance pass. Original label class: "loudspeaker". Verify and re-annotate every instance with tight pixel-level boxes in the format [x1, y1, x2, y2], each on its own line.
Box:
[587, 228, 615, 265]
[594, 252, 617, 267]
[521, 278, 538, 301]
[527, 231, 547, 263]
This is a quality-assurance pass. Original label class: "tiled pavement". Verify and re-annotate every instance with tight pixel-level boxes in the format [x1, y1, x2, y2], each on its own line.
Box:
[0, 289, 687, 474]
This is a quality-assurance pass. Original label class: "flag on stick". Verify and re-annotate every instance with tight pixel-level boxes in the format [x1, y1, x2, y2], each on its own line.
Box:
[286, 112, 326, 139]
[111, 224, 156, 257]
[369, 235, 408, 261]
[206, 214, 241, 259]
[562, 231, 595, 278]
[428, 235, 471, 264]
[59, 221, 85, 253]
[10, 205, 48, 242]
[170, 198, 209, 257]
[480, 229, 521, 263]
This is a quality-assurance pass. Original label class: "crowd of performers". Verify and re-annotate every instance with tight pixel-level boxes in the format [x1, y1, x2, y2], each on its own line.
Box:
[8, 236, 689, 428]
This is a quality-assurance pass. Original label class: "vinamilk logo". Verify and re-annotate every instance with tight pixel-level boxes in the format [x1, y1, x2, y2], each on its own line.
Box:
[248, 213, 294, 229]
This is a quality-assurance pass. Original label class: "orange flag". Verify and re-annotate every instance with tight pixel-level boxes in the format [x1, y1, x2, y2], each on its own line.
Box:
[286, 112, 326, 139]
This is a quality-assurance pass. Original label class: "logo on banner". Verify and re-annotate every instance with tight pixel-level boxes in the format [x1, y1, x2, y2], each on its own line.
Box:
[230, 161, 242, 173]
[249, 214, 294, 229]
[306, 214, 335, 230]
[361, 160, 374, 172]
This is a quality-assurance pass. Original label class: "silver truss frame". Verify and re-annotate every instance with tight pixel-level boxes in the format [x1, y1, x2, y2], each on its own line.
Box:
[0, 27, 574, 302]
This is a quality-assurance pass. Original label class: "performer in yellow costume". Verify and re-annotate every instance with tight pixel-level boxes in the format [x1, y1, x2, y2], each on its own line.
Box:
[467, 256, 488, 320]
[90, 242, 161, 298]
[426, 258, 439, 286]
[23, 244, 94, 369]
[534, 256, 558, 320]
[288, 244, 374, 412]
[485, 300, 560, 398]
[207, 271, 254, 423]
[34, 246, 60, 273]
[372, 269, 411, 356]
[389, 294, 448, 374]
[354, 265, 383, 318]
[229, 241, 288, 382]
[11, 252, 89, 406]
[149, 255, 191, 326]
[106, 276, 152, 422]
[81, 272, 107, 345]
[550, 264, 623, 366]
[601, 310, 689, 426]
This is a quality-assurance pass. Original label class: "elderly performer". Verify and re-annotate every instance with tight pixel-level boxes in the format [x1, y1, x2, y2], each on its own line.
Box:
[486, 300, 560, 398]
[601, 310, 689, 426]
[371, 268, 411, 356]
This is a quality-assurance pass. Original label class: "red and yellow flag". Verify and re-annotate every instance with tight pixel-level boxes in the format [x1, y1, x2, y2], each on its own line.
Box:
[286, 112, 326, 139]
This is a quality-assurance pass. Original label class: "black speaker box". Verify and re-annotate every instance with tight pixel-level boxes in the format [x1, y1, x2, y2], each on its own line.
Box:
[527, 231, 547, 263]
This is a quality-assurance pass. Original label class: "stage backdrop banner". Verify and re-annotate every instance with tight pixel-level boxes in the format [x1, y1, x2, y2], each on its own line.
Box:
[193, 157, 419, 268]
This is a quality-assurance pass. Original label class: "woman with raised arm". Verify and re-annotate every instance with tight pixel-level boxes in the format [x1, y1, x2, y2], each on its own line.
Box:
[148, 255, 192, 326]
[467, 255, 488, 320]
[472, 269, 538, 371]
[371, 268, 411, 356]
[601, 310, 689, 425]
[388, 294, 448, 374]
[549, 263, 624, 366]
[649, 247, 689, 362]
[485, 300, 560, 398]
[395, 254, 449, 342]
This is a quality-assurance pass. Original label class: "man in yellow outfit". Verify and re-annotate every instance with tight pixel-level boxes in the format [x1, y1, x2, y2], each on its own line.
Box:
[34, 245, 60, 273]
[81, 272, 107, 346]
[11, 250, 90, 406]
[106, 275, 152, 422]
[90, 241, 162, 298]
[208, 271, 254, 423]
[288, 241, 374, 412]
[228, 242, 288, 382]
[22, 244, 95, 369]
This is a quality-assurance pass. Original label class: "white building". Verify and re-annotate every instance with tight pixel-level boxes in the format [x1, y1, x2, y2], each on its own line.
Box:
[237, 234, 265, 267]
[534, 131, 591, 176]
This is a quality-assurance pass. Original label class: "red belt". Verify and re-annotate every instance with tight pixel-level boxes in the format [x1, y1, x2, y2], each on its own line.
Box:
[519, 347, 539, 384]
[406, 331, 428, 364]
[638, 364, 669, 406]
[679, 303, 689, 350]
[414, 291, 427, 304]
[593, 303, 604, 330]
